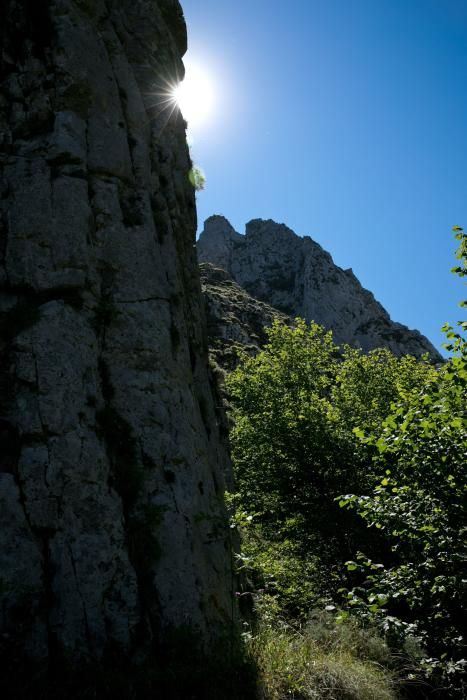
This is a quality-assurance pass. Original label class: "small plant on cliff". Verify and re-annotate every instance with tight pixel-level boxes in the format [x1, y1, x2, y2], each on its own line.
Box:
[189, 165, 206, 191]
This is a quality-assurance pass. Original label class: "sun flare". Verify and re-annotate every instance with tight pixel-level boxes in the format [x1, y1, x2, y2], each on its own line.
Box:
[171, 63, 214, 127]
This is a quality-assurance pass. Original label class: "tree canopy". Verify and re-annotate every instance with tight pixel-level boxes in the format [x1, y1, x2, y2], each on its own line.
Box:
[227, 228, 466, 697]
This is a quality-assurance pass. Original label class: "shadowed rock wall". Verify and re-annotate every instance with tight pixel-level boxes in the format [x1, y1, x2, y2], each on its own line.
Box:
[0, 0, 233, 670]
[200, 262, 288, 371]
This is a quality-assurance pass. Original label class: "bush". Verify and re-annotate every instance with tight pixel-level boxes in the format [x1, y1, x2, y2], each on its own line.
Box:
[339, 227, 467, 695]
[189, 166, 206, 191]
[227, 319, 435, 613]
[226, 228, 465, 697]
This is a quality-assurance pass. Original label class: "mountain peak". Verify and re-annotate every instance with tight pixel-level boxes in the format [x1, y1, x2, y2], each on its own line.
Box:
[197, 216, 441, 360]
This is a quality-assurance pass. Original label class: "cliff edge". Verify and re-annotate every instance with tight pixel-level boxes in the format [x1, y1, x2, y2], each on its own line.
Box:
[198, 215, 441, 360]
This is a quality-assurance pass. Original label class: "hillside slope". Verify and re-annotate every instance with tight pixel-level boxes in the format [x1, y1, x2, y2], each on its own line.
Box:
[200, 262, 288, 370]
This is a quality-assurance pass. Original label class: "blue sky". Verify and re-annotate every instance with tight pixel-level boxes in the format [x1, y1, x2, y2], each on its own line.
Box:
[181, 0, 467, 354]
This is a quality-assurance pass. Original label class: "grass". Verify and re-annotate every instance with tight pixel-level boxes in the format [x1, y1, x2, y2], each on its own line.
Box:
[247, 612, 396, 700]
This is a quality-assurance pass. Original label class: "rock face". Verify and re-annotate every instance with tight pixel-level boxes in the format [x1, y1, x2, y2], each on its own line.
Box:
[0, 0, 233, 673]
[200, 262, 288, 370]
[198, 216, 441, 360]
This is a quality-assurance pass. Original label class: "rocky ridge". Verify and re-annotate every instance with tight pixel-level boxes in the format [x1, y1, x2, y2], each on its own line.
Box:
[200, 262, 288, 371]
[0, 0, 234, 676]
[198, 215, 441, 361]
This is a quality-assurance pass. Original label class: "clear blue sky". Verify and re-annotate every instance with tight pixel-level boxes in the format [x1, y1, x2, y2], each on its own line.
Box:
[181, 0, 467, 355]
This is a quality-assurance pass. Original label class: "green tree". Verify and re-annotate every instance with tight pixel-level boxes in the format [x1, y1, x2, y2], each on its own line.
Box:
[227, 319, 435, 615]
[340, 228, 467, 694]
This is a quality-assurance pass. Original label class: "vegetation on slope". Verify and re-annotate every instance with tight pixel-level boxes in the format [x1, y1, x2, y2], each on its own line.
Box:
[226, 229, 466, 698]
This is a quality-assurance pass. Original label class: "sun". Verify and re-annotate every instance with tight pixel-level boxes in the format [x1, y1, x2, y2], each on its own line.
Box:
[171, 62, 214, 127]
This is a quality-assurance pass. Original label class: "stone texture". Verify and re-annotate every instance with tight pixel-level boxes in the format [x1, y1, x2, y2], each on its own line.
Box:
[0, 0, 233, 669]
[198, 216, 442, 360]
[200, 262, 288, 370]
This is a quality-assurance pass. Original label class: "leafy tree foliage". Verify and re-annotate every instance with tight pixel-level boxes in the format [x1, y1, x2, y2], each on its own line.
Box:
[227, 320, 436, 616]
[227, 229, 465, 696]
[339, 229, 466, 694]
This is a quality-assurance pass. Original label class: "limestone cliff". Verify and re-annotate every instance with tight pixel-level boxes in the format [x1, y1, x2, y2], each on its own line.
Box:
[200, 262, 288, 371]
[198, 216, 441, 360]
[0, 0, 234, 680]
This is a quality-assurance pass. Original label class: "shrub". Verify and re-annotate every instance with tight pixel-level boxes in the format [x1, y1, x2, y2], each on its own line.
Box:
[338, 227, 467, 695]
[227, 319, 435, 611]
[189, 166, 206, 191]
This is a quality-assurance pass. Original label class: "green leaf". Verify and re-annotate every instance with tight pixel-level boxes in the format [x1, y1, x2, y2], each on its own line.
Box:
[375, 438, 388, 453]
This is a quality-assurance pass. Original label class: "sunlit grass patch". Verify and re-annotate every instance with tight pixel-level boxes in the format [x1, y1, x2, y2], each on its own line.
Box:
[248, 616, 396, 700]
